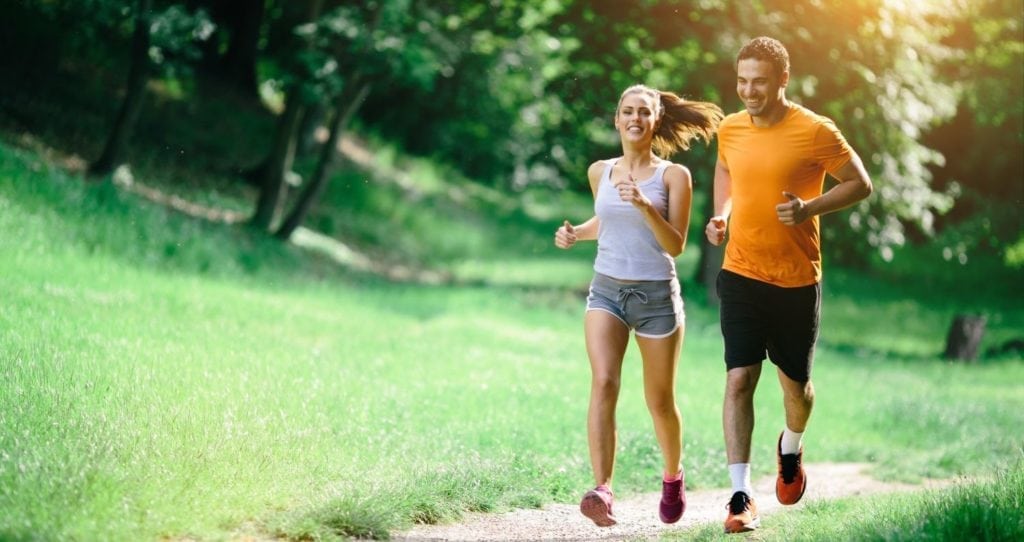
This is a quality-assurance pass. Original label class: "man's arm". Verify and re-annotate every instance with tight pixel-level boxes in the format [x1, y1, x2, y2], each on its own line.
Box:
[705, 159, 733, 245]
[777, 151, 873, 225]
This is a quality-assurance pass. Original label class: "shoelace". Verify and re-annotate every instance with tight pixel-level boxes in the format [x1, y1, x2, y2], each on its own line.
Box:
[728, 492, 751, 514]
[617, 287, 649, 305]
[780, 453, 801, 483]
[662, 479, 681, 502]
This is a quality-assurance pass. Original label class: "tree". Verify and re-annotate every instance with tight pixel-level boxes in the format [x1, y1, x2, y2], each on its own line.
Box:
[274, 0, 475, 238]
[352, 1, 574, 188]
[249, 0, 325, 232]
[218, 0, 266, 96]
[187, 0, 268, 98]
[89, 0, 154, 176]
[276, 81, 370, 240]
[921, 0, 1024, 262]
[89, 1, 213, 177]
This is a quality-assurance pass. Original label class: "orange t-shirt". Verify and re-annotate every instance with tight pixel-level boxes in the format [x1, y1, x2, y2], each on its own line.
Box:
[717, 104, 853, 287]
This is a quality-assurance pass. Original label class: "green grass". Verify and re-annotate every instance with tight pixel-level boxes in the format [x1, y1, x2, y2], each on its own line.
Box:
[823, 264, 1024, 360]
[1, 248, 589, 540]
[1, 136, 1022, 542]
[672, 461, 1024, 541]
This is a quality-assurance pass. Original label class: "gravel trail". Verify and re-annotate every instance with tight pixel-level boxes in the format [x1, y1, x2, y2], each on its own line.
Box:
[394, 463, 951, 541]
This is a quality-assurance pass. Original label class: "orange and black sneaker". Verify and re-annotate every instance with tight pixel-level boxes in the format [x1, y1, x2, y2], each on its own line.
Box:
[723, 491, 759, 533]
[580, 485, 617, 527]
[776, 431, 807, 505]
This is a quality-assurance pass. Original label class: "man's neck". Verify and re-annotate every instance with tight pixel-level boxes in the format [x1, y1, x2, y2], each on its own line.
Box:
[751, 97, 791, 128]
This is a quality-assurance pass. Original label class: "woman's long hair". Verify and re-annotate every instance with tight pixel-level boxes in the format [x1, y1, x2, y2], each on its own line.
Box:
[618, 84, 724, 157]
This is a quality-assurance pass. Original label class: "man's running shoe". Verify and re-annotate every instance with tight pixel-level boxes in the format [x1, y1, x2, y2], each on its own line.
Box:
[723, 491, 760, 533]
[580, 485, 617, 527]
[776, 431, 807, 505]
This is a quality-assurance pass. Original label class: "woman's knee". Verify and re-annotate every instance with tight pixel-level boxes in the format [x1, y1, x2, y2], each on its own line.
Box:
[645, 393, 679, 419]
[591, 372, 621, 398]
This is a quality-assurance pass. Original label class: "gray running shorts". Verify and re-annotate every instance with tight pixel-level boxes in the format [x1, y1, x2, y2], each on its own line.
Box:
[586, 273, 684, 338]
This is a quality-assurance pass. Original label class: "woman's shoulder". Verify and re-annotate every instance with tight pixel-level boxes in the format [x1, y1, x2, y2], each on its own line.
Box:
[587, 158, 617, 176]
[657, 160, 692, 188]
[654, 158, 690, 176]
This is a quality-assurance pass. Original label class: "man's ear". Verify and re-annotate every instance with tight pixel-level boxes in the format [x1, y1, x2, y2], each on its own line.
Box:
[780, 70, 790, 88]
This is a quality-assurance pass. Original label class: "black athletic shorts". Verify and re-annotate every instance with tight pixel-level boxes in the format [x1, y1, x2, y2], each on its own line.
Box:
[716, 269, 821, 382]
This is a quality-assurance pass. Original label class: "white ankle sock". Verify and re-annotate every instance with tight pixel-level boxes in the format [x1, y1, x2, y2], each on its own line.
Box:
[728, 463, 753, 496]
[781, 428, 803, 455]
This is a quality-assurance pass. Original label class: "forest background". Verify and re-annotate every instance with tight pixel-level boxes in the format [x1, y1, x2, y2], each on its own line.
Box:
[3, 0, 1021, 272]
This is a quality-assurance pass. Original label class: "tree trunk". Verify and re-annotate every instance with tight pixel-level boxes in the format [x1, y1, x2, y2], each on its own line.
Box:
[298, 101, 328, 156]
[943, 314, 987, 362]
[221, 0, 265, 97]
[250, 96, 304, 231]
[89, 0, 152, 177]
[248, 0, 325, 231]
[276, 81, 372, 240]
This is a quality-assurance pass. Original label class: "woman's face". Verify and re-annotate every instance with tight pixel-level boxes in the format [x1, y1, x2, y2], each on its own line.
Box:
[615, 92, 659, 144]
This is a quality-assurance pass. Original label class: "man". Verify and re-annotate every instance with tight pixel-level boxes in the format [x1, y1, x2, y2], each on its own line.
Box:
[705, 36, 873, 534]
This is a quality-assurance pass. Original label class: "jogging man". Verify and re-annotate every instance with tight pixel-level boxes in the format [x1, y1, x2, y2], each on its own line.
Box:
[705, 36, 873, 534]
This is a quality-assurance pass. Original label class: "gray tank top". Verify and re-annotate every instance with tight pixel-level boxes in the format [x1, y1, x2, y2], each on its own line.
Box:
[593, 158, 676, 280]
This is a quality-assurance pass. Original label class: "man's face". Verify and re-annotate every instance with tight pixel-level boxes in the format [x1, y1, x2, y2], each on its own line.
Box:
[736, 58, 788, 118]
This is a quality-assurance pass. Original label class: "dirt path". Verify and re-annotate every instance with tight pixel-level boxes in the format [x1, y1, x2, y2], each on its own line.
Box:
[393, 463, 951, 541]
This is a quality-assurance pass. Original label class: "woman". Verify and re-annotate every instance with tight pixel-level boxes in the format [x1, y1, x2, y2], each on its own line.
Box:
[555, 84, 722, 526]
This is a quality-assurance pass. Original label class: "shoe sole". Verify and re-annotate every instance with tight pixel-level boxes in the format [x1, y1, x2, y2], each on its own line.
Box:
[659, 503, 684, 524]
[724, 516, 760, 533]
[660, 512, 683, 524]
[580, 492, 617, 527]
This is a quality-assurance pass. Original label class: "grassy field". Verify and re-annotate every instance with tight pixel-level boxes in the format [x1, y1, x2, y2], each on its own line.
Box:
[1, 139, 1022, 541]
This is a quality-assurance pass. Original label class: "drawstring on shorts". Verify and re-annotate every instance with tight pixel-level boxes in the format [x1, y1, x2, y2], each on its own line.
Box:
[617, 288, 649, 307]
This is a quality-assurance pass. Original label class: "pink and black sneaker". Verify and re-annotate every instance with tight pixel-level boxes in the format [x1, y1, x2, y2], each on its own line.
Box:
[580, 485, 617, 527]
[659, 471, 686, 523]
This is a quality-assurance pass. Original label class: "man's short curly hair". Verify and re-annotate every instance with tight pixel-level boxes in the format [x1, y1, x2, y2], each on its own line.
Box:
[737, 36, 790, 77]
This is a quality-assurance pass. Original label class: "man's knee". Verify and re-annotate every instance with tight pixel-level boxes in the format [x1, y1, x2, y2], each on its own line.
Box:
[793, 380, 815, 404]
[781, 374, 814, 403]
[726, 365, 760, 398]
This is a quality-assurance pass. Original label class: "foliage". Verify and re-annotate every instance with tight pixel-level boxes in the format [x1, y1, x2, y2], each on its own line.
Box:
[2, 0, 213, 78]
[349, 0, 577, 187]
[1006, 235, 1024, 269]
[344, 0, 1021, 263]
[277, 1, 462, 104]
[0, 0, 1020, 266]
[146, 3, 216, 76]
[924, 0, 1024, 253]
